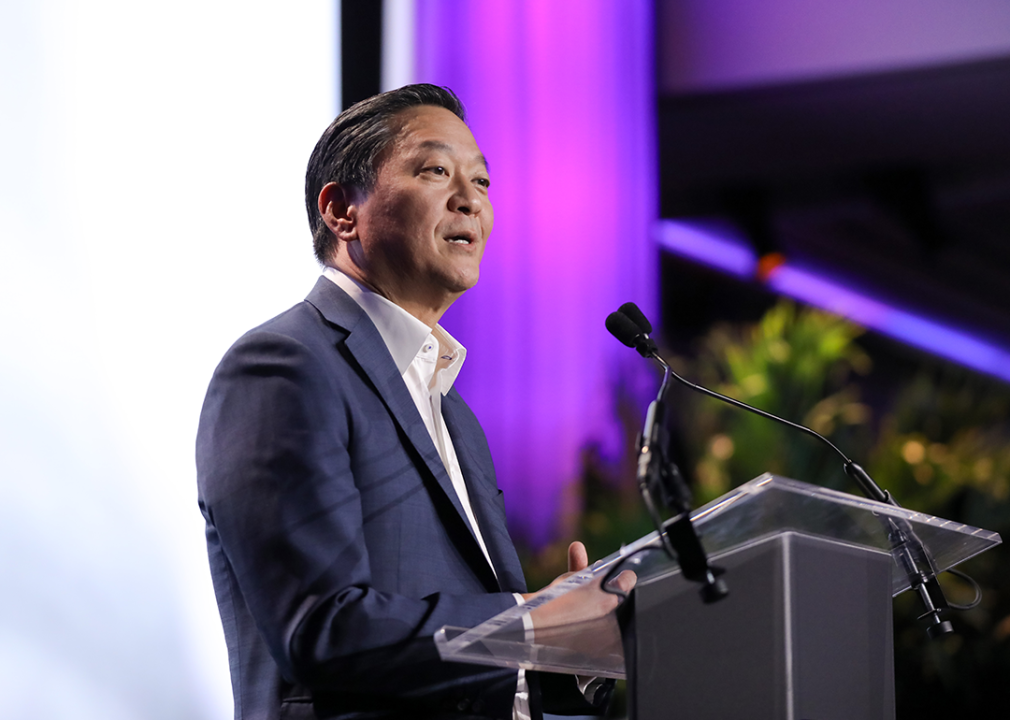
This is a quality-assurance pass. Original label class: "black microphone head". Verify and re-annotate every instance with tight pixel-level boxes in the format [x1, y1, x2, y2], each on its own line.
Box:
[606, 311, 641, 348]
[607, 310, 659, 357]
[618, 302, 652, 334]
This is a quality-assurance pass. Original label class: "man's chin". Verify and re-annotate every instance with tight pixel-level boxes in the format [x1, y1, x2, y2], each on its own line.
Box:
[442, 266, 480, 295]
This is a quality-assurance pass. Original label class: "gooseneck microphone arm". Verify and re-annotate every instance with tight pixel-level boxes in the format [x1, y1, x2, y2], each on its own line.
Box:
[607, 302, 957, 638]
[606, 306, 889, 503]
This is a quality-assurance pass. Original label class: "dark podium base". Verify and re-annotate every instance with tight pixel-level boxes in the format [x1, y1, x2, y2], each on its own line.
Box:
[623, 531, 895, 720]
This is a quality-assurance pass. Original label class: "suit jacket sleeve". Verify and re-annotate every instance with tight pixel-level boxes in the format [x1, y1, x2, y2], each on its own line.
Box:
[197, 315, 519, 717]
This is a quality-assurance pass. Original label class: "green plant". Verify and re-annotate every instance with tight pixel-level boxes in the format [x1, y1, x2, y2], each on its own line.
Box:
[677, 301, 873, 502]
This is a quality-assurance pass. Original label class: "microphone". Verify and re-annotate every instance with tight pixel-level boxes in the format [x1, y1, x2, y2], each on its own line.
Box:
[609, 304, 888, 502]
[618, 301, 653, 334]
[607, 302, 955, 637]
[605, 311, 656, 357]
[608, 306, 727, 603]
[638, 399, 664, 489]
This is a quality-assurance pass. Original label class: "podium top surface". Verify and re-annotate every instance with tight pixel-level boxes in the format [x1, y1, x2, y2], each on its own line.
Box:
[435, 474, 1001, 677]
[664, 473, 1000, 595]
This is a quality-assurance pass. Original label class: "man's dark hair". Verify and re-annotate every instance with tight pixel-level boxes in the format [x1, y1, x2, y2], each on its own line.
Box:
[305, 83, 467, 264]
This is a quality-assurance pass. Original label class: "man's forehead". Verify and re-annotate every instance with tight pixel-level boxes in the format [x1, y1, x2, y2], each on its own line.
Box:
[385, 104, 488, 169]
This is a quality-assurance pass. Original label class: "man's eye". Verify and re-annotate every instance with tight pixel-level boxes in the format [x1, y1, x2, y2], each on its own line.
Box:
[475, 177, 490, 189]
[428, 166, 447, 175]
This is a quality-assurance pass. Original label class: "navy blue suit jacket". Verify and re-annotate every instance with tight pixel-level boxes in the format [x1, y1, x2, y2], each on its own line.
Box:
[197, 278, 531, 720]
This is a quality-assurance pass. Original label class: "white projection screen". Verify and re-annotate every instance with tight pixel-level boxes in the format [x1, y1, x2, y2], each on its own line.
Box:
[0, 2, 337, 718]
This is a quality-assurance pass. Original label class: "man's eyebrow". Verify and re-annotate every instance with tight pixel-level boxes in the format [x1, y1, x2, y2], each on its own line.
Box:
[418, 140, 452, 154]
[416, 140, 489, 171]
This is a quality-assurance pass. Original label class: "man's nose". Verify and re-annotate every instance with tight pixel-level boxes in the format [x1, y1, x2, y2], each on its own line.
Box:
[449, 180, 484, 215]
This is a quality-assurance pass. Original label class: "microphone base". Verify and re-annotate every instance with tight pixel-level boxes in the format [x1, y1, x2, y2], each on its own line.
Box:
[924, 616, 955, 639]
[700, 577, 729, 604]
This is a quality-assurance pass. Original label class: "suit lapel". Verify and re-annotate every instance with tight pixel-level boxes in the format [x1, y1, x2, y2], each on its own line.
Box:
[304, 278, 495, 579]
[443, 391, 527, 594]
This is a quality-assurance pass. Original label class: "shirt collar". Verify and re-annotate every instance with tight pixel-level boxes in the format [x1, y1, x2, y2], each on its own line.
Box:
[322, 267, 467, 389]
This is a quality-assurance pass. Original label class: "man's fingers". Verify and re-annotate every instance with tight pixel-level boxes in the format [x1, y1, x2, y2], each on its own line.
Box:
[611, 569, 637, 594]
[568, 541, 589, 573]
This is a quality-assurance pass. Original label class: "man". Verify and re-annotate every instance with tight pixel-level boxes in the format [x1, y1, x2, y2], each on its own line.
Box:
[197, 84, 628, 720]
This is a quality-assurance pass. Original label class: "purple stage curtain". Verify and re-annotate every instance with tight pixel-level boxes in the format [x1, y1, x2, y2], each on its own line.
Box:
[413, 0, 657, 545]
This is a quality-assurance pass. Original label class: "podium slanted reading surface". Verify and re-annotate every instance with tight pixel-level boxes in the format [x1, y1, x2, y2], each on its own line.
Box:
[435, 474, 1002, 720]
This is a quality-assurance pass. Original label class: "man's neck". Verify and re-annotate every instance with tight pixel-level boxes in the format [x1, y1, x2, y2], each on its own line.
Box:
[326, 259, 457, 328]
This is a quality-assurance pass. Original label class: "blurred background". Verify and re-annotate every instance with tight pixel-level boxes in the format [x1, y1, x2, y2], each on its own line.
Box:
[2, 1, 1009, 717]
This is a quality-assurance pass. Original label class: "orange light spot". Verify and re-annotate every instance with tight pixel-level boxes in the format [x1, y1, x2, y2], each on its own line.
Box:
[756, 252, 787, 282]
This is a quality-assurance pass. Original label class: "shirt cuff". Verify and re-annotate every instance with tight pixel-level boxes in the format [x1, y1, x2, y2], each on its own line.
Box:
[513, 593, 534, 642]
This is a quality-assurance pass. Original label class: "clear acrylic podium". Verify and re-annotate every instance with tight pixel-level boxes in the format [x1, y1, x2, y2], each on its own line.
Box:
[435, 474, 1002, 720]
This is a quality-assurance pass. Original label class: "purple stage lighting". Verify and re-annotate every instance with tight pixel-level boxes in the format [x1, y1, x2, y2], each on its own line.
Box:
[413, 1, 657, 545]
[770, 266, 1010, 379]
[656, 219, 1010, 384]
[653, 219, 757, 278]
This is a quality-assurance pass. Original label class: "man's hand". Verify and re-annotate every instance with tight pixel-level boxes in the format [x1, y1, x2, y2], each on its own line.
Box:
[522, 542, 636, 631]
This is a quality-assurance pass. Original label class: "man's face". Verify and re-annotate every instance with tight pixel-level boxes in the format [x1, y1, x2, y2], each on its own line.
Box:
[346, 105, 493, 317]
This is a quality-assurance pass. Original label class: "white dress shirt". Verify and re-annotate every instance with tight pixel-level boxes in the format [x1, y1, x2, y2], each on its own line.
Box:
[322, 268, 531, 719]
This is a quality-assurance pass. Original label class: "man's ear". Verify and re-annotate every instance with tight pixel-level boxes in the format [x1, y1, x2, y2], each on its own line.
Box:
[318, 182, 359, 242]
